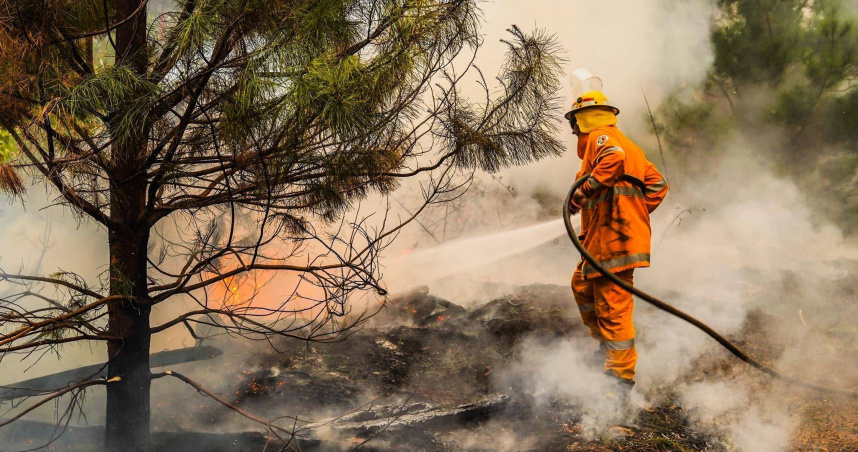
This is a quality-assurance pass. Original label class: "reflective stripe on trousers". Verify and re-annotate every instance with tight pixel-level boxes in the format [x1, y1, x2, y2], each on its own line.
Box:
[605, 338, 635, 350]
[581, 253, 650, 278]
[571, 266, 637, 380]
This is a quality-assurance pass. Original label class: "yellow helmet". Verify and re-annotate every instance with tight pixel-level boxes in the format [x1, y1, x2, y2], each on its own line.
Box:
[564, 90, 620, 121]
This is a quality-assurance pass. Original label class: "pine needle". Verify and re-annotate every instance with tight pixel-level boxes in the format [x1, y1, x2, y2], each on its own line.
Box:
[0, 163, 25, 197]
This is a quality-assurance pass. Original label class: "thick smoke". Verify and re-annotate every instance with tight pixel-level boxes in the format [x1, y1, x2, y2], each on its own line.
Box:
[0, 187, 110, 426]
[382, 1, 857, 451]
[382, 0, 718, 301]
[1, 1, 855, 450]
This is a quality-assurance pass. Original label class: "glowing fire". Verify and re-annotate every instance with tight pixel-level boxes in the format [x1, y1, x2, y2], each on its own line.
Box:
[203, 259, 355, 321]
[224, 278, 241, 307]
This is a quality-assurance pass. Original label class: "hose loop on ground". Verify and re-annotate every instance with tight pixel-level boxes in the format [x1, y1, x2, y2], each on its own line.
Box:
[564, 174, 857, 398]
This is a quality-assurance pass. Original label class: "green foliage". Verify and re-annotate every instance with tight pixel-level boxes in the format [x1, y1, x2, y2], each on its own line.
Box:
[293, 53, 372, 136]
[63, 65, 159, 117]
[712, 0, 806, 85]
[802, 0, 858, 88]
[662, 0, 858, 143]
[654, 90, 732, 169]
[0, 1, 566, 446]
[165, 0, 227, 60]
[770, 84, 816, 127]
[0, 128, 17, 164]
[294, 0, 360, 51]
[440, 26, 564, 173]
[0, 0, 564, 264]
[829, 88, 858, 142]
[705, 0, 858, 137]
[657, 0, 858, 231]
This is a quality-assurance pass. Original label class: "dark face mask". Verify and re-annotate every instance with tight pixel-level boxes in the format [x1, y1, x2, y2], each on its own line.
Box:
[568, 116, 577, 131]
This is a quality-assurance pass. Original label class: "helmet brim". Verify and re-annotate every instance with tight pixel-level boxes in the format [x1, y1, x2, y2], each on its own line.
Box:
[564, 105, 620, 120]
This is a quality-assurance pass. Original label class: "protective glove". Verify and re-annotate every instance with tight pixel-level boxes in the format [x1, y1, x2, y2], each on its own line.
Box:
[568, 188, 587, 215]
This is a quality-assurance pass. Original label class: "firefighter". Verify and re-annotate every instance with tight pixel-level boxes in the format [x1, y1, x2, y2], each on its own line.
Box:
[565, 90, 669, 399]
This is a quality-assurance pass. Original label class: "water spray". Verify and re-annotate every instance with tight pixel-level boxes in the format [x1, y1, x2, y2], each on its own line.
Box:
[563, 174, 858, 398]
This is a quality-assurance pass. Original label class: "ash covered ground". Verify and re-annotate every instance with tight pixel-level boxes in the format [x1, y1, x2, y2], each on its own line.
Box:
[3, 282, 856, 451]
[150, 283, 858, 451]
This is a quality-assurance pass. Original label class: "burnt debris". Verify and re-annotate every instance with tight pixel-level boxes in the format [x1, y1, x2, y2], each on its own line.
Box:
[0, 284, 737, 451]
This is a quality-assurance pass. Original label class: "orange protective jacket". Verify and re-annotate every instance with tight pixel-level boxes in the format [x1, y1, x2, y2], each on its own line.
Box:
[575, 125, 668, 279]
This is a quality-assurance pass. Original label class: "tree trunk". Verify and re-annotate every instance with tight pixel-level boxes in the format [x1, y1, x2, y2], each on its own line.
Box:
[105, 234, 151, 452]
[105, 174, 151, 452]
[106, 1, 150, 449]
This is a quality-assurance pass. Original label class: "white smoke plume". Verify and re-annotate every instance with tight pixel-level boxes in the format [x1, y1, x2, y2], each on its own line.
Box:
[1, 1, 855, 451]
[382, 1, 858, 451]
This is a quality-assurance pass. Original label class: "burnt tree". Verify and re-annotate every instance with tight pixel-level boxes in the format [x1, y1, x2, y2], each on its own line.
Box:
[0, 0, 563, 450]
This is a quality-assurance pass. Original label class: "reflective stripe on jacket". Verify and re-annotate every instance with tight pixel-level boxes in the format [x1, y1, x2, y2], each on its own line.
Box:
[575, 125, 668, 279]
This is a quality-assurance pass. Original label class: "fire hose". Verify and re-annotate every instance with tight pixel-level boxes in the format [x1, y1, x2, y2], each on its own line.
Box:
[563, 174, 858, 398]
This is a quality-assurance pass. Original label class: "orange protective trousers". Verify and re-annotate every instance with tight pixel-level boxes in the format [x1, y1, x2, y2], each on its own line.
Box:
[571, 265, 637, 381]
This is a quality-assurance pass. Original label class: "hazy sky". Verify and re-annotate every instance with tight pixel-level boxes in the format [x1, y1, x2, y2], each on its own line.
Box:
[479, 0, 714, 112]
[0, 0, 718, 383]
[474, 0, 715, 195]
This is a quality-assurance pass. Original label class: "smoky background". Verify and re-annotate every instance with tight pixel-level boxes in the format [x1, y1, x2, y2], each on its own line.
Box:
[380, 1, 858, 451]
[0, 1, 856, 451]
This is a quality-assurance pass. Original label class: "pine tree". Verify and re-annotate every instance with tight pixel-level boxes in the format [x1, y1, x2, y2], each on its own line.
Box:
[656, 0, 858, 226]
[0, 1, 564, 449]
